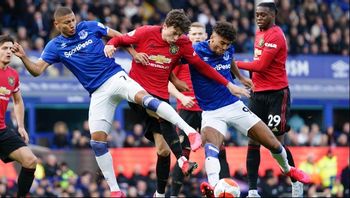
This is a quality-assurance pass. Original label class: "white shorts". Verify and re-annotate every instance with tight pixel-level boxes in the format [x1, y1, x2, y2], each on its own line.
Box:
[201, 100, 260, 136]
[89, 71, 144, 134]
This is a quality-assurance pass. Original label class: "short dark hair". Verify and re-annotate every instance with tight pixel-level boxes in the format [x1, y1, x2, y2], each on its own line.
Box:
[0, 35, 14, 46]
[258, 2, 278, 15]
[164, 9, 191, 34]
[54, 6, 73, 20]
[213, 22, 237, 43]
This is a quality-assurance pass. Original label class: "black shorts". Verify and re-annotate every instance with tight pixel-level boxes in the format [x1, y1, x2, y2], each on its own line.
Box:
[249, 87, 291, 136]
[178, 110, 202, 150]
[0, 128, 27, 163]
[128, 95, 170, 143]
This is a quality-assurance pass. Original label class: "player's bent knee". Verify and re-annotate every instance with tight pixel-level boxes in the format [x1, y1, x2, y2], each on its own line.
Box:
[204, 143, 219, 158]
[89, 120, 112, 137]
[142, 95, 161, 112]
[90, 140, 108, 157]
[22, 154, 38, 169]
[157, 146, 171, 157]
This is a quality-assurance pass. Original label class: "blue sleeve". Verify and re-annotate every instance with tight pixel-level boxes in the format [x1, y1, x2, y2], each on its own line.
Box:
[40, 40, 59, 64]
[84, 21, 108, 38]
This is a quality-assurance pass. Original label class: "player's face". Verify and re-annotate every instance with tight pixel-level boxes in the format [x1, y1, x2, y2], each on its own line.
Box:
[209, 32, 231, 55]
[188, 27, 207, 44]
[0, 42, 14, 65]
[256, 6, 274, 30]
[162, 25, 183, 44]
[55, 13, 77, 37]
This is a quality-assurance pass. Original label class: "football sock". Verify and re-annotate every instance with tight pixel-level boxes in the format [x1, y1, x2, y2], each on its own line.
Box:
[90, 140, 120, 192]
[247, 144, 261, 190]
[218, 146, 230, 178]
[205, 143, 220, 187]
[17, 167, 36, 197]
[160, 120, 183, 159]
[271, 145, 291, 173]
[156, 154, 171, 194]
[142, 96, 196, 136]
[171, 148, 190, 196]
[284, 145, 297, 182]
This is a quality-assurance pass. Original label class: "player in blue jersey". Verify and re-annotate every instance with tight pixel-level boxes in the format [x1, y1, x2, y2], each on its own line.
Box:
[12, 7, 204, 198]
[188, 22, 311, 198]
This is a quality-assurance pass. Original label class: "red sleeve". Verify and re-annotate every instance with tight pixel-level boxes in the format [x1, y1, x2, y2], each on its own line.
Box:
[236, 33, 283, 72]
[13, 69, 20, 93]
[107, 27, 144, 47]
[180, 39, 229, 86]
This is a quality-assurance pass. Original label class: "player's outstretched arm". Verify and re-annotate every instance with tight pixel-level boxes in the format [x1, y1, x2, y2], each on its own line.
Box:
[168, 82, 195, 108]
[226, 82, 250, 98]
[12, 42, 50, 77]
[231, 60, 254, 89]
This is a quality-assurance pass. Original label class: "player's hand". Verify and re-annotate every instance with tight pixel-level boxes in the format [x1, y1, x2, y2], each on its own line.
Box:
[133, 53, 149, 65]
[226, 82, 250, 98]
[180, 95, 195, 108]
[104, 45, 117, 58]
[11, 42, 26, 58]
[18, 127, 29, 144]
[239, 77, 254, 89]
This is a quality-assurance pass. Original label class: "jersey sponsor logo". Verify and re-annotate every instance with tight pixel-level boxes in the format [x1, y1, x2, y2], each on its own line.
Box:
[0, 87, 11, 95]
[8, 77, 14, 86]
[214, 63, 230, 71]
[148, 55, 171, 64]
[64, 39, 93, 58]
[78, 30, 88, 39]
[169, 44, 179, 54]
[264, 42, 277, 48]
[258, 38, 264, 47]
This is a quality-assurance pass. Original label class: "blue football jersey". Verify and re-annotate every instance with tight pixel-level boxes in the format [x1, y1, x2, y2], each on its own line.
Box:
[40, 21, 123, 94]
[190, 41, 239, 111]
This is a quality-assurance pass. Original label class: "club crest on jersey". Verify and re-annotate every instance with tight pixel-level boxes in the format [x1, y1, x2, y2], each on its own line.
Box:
[258, 38, 264, 47]
[149, 55, 171, 64]
[8, 77, 15, 86]
[223, 51, 230, 61]
[169, 44, 179, 54]
[78, 30, 88, 39]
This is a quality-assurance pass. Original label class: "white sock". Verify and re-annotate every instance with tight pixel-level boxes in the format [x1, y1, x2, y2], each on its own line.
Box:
[155, 191, 165, 197]
[205, 156, 220, 187]
[271, 147, 291, 173]
[95, 152, 120, 192]
[156, 102, 195, 136]
[177, 156, 187, 168]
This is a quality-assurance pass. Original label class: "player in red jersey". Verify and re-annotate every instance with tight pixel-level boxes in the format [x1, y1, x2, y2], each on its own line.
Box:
[168, 22, 231, 196]
[236, 1, 303, 197]
[105, 9, 249, 197]
[0, 35, 38, 197]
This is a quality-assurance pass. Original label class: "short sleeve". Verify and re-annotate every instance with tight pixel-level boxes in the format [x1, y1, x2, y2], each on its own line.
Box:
[85, 21, 108, 38]
[40, 40, 59, 64]
[263, 30, 285, 55]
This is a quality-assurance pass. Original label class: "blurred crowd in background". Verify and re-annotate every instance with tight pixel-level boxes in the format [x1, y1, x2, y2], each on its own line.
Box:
[1, 0, 349, 197]
[0, 0, 349, 59]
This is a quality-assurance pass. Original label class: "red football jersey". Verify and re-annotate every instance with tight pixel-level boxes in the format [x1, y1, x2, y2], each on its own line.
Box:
[108, 25, 228, 99]
[237, 25, 288, 92]
[172, 64, 201, 111]
[0, 66, 20, 130]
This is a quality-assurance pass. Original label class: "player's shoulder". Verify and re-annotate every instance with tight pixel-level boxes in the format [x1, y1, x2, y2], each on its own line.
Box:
[5, 66, 19, 76]
[176, 35, 192, 46]
[138, 25, 160, 32]
[268, 25, 285, 38]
